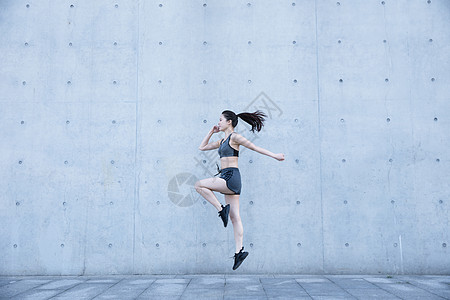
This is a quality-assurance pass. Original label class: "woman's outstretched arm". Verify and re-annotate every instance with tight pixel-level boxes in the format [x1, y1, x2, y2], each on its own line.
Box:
[233, 133, 285, 161]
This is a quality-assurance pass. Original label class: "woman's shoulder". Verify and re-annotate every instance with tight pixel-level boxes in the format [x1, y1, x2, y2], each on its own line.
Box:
[230, 132, 244, 142]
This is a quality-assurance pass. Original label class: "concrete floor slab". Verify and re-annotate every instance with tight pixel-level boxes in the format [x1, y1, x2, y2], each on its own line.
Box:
[0, 275, 448, 300]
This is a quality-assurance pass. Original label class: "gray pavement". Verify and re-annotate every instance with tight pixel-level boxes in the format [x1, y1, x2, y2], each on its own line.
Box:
[0, 274, 448, 300]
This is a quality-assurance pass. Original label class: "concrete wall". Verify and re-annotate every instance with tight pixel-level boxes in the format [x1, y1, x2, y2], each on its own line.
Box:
[0, 0, 449, 275]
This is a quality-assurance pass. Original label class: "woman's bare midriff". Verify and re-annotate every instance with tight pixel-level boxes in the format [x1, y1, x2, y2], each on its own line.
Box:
[220, 156, 239, 169]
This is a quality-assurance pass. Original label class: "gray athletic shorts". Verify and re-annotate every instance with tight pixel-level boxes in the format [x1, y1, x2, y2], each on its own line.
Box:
[217, 167, 241, 195]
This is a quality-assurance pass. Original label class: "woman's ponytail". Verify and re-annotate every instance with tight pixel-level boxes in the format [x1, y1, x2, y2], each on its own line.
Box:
[237, 110, 267, 132]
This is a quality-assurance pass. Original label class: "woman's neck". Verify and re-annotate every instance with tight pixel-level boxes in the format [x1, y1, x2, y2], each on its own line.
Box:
[224, 129, 234, 137]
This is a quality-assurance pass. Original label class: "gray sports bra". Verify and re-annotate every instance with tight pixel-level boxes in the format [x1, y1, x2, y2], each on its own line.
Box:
[218, 132, 239, 158]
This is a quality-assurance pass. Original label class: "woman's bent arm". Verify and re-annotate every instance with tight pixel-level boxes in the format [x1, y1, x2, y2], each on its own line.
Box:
[198, 130, 213, 150]
[199, 128, 220, 151]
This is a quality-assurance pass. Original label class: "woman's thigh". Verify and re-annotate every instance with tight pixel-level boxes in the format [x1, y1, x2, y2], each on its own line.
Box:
[225, 194, 240, 219]
[197, 177, 235, 195]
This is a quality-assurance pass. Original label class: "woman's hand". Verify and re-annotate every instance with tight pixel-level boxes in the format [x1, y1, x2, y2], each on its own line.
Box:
[274, 153, 285, 161]
[211, 125, 220, 134]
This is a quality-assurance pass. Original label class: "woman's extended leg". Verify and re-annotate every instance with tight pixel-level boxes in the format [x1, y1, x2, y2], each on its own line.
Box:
[225, 194, 243, 253]
[194, 177, 235, 211]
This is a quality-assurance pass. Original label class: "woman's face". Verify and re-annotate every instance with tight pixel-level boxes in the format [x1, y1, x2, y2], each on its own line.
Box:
[218, 114, 231, 131]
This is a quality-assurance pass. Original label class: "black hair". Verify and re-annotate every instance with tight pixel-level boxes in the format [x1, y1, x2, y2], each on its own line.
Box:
[221, 110, 267, 133]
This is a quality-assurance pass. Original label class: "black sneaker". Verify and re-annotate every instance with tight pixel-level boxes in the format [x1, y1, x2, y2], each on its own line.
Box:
[232, 247, 249, 270]
[218, 204, 230, 227]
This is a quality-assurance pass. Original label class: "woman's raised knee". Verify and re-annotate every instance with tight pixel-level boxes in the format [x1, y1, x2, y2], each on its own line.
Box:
[194, 181, 203, 192]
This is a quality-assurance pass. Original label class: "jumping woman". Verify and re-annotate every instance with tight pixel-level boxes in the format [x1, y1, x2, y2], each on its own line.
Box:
[195, 110, 285, 270]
